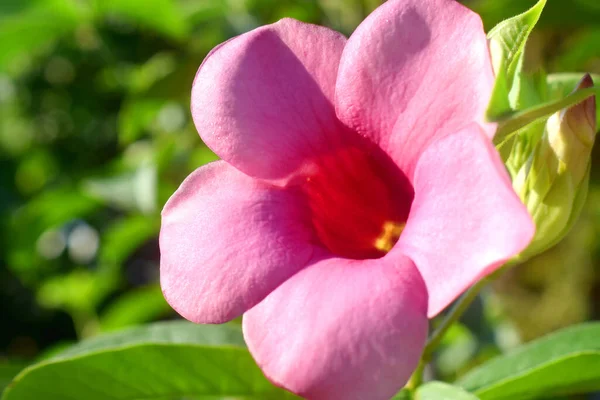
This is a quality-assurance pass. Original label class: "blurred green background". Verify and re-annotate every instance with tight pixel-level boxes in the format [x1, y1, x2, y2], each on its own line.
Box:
[0, 0, 599, 390]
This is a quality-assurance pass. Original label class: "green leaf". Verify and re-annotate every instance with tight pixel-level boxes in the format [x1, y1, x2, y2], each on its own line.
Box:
[181, 1, 227, 25]
[391, 389, 412, 399]
[99, 285, 171, 331]
[98, 214, 160, 267]
[3, 321, 297, 400]
[7, 187, 101, 282]
[37, 269, 116, 314]
[458, 323, 600, 399]
[93, 0, 189, 40]
[0, 364, 27, 394]
[471, 0, 600, 31]
[436, 323, 478, 377]
[83, 164, 157, 214]
[552, 30, 600, 71]
[486, 0, 546, 119]
[509, 70, 547, 112]
[417, 382, 479, 400]
[0, 0, 85, 75]
[494, 85, 599, 146]
[547, 73, 600, 97]
[118, 98, 165, 144]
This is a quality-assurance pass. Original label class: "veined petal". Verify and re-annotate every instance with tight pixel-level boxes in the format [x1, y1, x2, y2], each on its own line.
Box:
[192, 18, 347, 181]
[160, 161, 317, 323]
[398, 124, 535, 317]
[243, 251, 428, 400]
[335, 0, 495, 180]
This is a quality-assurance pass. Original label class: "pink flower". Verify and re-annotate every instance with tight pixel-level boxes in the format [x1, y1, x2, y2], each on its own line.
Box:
[160, 0, 534, 398]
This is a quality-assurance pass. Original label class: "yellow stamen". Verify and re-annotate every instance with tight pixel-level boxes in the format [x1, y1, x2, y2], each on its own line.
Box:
[374, 221, 405, 252]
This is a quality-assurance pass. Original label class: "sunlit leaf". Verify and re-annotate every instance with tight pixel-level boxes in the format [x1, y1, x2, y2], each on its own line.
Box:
[37, 269, 116, 315]
[83, 164, 157, 214]
[436, 323, 477, 377]
[547, 73, 600, 96]
[553, 30, 600, 71]
[2, 322, 297, 400]
[391, 389, 411, 399]
[471, 0, 600, 30]
[0, 0, 85, 75]
[94, 0, 189, 40]
[458, 323, 600, 399]
[7, 187, 101, 281]
[180, 0, 227, 24]
[98, 214, 159, 267]
[0, 364, 27, 394]
[118, 98, 164, 144]
[417, 382, 479, 400]
[100, 285, 170, 331]
[486, 0, 546, 119]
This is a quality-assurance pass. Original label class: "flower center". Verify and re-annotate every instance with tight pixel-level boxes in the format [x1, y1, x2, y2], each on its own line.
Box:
[299, 140, 413, 260]
[374, 221, 406, 252]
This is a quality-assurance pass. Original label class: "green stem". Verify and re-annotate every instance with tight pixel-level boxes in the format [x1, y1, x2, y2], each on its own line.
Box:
[406, 255, 524, 392]
[406, 358, 426, 392]
[423, 275, 492, 358]
[407, 264, 515, 390]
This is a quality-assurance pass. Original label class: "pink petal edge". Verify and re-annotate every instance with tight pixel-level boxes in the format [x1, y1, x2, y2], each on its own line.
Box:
[335, 0, 495, 180]
[398, 124, 535, 317]
[191, 18, 347, 181]
[244, 250, 428, 400]
[160, 161, 318, 323]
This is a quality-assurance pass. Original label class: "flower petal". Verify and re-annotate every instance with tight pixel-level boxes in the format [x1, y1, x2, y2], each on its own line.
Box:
[191, 18, 347, 180]
[243, 252, 428, 400]
[335, 0, 495, 180]
[159, 161, 317, 323]
[398, 125, 535, 318]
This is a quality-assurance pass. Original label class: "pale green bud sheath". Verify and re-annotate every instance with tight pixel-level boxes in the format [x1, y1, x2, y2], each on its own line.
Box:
[547, 74, 596, 186]
[517, 74, 596, 261]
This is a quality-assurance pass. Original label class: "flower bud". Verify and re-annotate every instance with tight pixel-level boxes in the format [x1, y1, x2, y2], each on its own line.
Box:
[516, 74, 596, 261]
[547, 75, 596, 185]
